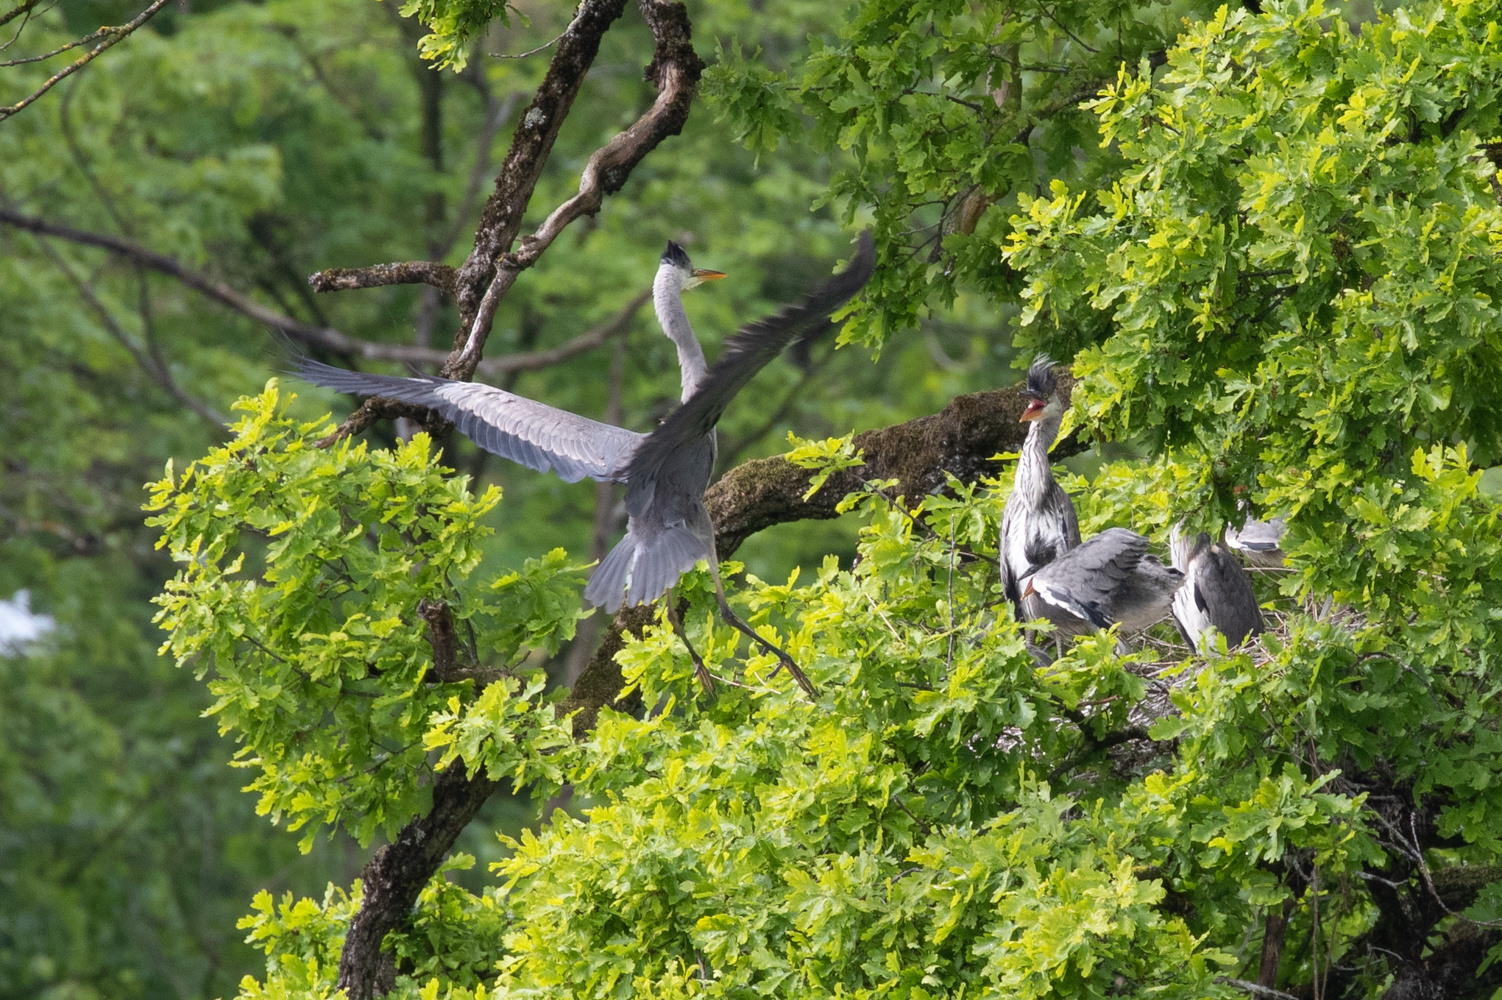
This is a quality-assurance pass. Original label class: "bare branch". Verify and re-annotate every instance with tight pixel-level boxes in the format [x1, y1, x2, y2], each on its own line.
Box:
[0, 207, 452, 364]
[0, 0, 44, 31]
[0, 0, 170, 122]
[0, 25, 104, 67]
[447, 0, 631, 344]
[308, 260, 457, 295]
[447, 0, 703, 378]
[479, 287, 647, 375]
[35, 237, 227, 427]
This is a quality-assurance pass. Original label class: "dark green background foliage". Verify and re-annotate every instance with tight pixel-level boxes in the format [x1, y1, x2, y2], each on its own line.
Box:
[4, 0, 1502, 998]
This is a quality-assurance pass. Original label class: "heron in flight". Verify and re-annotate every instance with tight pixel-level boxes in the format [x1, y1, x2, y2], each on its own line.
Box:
[297, 232, 876, 698]
[1000, 356, 1082, 626]
[1021, 527, 1183, 642]
[1169, 528, 1264, 651]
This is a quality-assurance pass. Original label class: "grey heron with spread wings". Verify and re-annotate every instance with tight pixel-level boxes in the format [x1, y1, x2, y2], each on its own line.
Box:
[298, 232, 876, 699]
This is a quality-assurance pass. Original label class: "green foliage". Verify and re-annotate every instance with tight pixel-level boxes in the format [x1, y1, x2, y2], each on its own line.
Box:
[703, 0, 1220, 347]
[216, 464, 1400, 999]
[397, 0, 514, 70]
[146, 384, 582, 849]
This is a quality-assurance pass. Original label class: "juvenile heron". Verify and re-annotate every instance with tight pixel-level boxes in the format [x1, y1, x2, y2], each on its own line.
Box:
[298, 232, 875, 699]
[1022, 527, 1183, 642]
[1169, 528, 1263, 651]
[1000, 356, 1081, 626]
[1224, 515, 1286, 568]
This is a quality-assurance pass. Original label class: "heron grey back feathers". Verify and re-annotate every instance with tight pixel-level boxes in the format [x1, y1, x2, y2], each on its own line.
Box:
[1025, 528, 1183, 636]
[295, 358, 644, 484]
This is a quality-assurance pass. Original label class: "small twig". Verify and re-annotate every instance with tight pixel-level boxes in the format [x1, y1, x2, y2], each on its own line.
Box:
[36, 237, 227, 427]
[1217, 978, 1302, 1000]
[1409, 813, 1502, 928]
[1310, 862, 1321, 1000]
[0, 0, 45, 30]
[0, 25, 103, 66]
[945, 515, 957, 673]
[489, 31, 565, 59]
[0, 0, 170, 122]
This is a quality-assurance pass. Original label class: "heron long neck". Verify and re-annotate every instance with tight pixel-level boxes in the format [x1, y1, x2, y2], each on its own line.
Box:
[654, 279, 710, 402]
[1015, 410, 1063, 505]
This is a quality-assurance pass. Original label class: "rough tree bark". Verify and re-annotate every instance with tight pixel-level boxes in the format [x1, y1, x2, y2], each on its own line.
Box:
[330, 3, 704, 996]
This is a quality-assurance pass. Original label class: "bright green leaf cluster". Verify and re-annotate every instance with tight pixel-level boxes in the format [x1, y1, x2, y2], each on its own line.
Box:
[146, 384, 582, 849]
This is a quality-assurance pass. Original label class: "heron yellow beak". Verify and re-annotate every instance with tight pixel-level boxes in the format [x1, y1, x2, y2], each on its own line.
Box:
[690, 268, 727, 281]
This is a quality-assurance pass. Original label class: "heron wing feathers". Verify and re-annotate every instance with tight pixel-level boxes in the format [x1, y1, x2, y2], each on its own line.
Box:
[1028, 528, 1150, 627]
[625, 231, 876, 487]
[296, 358, 643, 483]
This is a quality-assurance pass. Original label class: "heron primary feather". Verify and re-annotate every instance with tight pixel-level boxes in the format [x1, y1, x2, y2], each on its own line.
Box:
[298, 231, 876, 698]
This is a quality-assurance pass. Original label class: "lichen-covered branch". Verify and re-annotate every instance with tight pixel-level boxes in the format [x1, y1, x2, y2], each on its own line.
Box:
[308, 260, 456, 296]
[0, 0, 170, 122]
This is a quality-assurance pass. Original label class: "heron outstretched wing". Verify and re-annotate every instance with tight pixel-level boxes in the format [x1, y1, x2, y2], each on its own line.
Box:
[1027, 528, 1148, 628]
[295, 358, 644, 483]
[625, 231, 876, 490]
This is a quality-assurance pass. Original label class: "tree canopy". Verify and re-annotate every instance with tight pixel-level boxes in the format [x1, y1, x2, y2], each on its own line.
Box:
[5, 0, 1502, 999]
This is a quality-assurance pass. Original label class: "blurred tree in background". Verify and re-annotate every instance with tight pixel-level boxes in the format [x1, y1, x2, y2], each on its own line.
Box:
[6, 0, 1502, 998]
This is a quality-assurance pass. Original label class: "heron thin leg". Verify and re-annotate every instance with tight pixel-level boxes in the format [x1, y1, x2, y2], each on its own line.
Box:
[664, 587, 715, 697]
[706, 552, 818, 700]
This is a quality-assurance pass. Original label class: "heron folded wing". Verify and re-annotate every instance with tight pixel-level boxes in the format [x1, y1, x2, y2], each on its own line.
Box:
[1029, 577, 1113, 629]
[295, 358, 644, 483]
[625, 230, 876, 488]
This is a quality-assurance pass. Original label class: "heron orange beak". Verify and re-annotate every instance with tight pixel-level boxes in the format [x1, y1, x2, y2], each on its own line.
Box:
[1023, 578, 1036, 596]
[1019, 397, 1046, 422]
[690, 268, 727, 281]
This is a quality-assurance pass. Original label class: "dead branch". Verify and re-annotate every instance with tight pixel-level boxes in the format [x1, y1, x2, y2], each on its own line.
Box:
[0, 0, 170, 122]
[308, 260, 456, 295]
[445, 0, 703, 379]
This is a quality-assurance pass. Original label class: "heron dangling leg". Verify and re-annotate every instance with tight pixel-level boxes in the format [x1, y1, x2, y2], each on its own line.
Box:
[664, 587, 716, 697]
[705, 546, 818, 700]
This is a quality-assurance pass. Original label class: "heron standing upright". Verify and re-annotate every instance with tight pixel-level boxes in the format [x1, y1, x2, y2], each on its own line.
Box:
[297, 232, 876, 698]
[1000, 356, 1082, 626]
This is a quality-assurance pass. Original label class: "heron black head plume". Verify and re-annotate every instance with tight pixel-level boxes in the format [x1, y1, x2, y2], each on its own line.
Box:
[661, 241, 692, 269]
[1024, 355, 1057, 399]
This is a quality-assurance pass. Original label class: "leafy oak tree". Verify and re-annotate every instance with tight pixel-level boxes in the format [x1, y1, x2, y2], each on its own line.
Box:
[140, 1, 1502, 1000]
[10, 0, 1502, 999]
